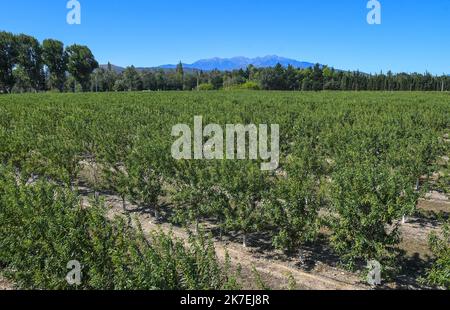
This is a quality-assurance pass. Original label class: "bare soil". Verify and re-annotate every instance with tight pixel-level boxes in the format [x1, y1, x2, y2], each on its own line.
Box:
[77, 185, 448, 290]
[79, 187, 368, 290]
[0, 275, 15, 290]
[2, 184, 446, 290]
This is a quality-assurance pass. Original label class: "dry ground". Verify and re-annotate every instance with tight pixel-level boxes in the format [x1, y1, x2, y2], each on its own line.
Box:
[0, 275, 14, 290]
[75, 185, 449, 290]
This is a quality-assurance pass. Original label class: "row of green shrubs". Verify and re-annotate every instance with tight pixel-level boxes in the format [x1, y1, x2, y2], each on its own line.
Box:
[198, 81, 260, 90]
[423, 219, 450, 289]
[0, 165, 239, 290]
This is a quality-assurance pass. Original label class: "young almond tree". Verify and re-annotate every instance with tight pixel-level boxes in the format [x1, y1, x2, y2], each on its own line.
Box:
[127, 147, 165, 223]
[220, 160, 272, 248]
[38, 122, 84, 190]
[102, 138, 131, 211]
[267, 151, 321, 254]
[104, 163, 130, 211]
[328, 157, 418, 272]
[129, 165, 163, 221]
[424, 218, 450, 289]
[100, 122, 135, 212]
[170, 159, 217, 233]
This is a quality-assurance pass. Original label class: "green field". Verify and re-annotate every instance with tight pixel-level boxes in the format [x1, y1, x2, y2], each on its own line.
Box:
[0, 91, 449, 289]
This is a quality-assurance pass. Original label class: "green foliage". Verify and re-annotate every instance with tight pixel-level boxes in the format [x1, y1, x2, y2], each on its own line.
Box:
[0, 91, 448, 287]
[2, 30, 450, 94]
[268, 155, 321, 252]
[15, 34, 44, 92]
[197, 83, 214, 91]
[0, 31, 18, 93]
[251, 266, 270, 290]
[327, 159, 417, 271]
[238, 81, 260, 90]
[216, 161, 274, 247]
[42, 39, 68, 92]
[118, 66, 143, 91]
[0, 166, 238, 290]
[66, 44, 99, 92]
[423, 219, 450, 289]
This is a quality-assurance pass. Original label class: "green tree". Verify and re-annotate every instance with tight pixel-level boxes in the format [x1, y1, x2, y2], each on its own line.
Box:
[220, 161, 272, 248]
[141, 70, 157, 90]
[42, 39, 67, 92]
[15, 34, 44, 92]
[268, 144, 321, 253]
[311, 63, 323, 91]
[66, 44, 99, 92]
[209, 69, 224, 90]
[285, 65, 299, 90]
[327, 159, 417, 272]
[301, 78, 312, 91]
[260, 64, 286, 90]
[176, 61, 184, 89]
[170, 160, 218, 232]
[423, 219, 450, 289]
[90, 67, 117, 92]
[0, 31, 17, 93]
[121, 66, 143, 91]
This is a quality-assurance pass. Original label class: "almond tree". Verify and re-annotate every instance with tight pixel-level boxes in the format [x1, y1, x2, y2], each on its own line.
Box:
[220, 161, 272, 248]
[327, 158, 418, 272]
[170, 160, 217, 233]
[267, 155, 321, 254]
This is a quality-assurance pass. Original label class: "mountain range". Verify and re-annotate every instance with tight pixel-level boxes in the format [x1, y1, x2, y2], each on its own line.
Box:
[159, 56, 316, 71]
[101, 55, 318, 73]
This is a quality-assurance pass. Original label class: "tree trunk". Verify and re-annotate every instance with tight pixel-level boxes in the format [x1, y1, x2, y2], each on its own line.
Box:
[219, 226, 223, 241]
[122, 196, 126, 212]
[298, 249, 306, 266]
[242, 233, 247, 248]
[154, 208, 160, 223]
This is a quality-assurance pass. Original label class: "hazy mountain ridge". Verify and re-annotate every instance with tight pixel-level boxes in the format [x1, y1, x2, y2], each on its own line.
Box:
[160, 55, 316, 71]
[101, 55, 318, 73]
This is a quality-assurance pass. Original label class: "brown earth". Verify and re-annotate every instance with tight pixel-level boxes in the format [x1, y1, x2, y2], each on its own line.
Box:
[1, 183, 446, 290]
[0, 275, 15, 290]
[79, 187, 368, 290]
[78, 185, 448, 290]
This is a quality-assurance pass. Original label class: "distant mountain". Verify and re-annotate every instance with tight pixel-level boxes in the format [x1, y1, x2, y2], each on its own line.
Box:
[101, 55, 319, 73]
[159, 55, 317, 71]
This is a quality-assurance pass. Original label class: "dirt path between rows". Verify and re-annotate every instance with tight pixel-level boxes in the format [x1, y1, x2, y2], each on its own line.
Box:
[79, 187, 372, 290]
[78, 185, 449, 290]
[0, 275, 15, 290]
[1, 187, 445, 290]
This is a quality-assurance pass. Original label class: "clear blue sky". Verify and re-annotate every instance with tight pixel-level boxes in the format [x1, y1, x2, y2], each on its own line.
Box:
[1, 0, 449, 74]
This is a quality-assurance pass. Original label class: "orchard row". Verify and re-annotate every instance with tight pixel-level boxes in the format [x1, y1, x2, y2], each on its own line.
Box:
[0, 91, 448, 287]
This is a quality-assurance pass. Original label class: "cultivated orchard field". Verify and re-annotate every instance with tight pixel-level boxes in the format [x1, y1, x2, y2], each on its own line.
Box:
[0, 91, 449, 289]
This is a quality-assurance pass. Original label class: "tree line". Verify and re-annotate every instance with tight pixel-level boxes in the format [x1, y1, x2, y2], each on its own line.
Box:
[111, 63, 449, 92]
[1, 31, 449, 93]
[0, 31, 98, 93]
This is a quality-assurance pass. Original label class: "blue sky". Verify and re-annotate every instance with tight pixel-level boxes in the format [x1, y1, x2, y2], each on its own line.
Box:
[1, 0, 449, 74]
